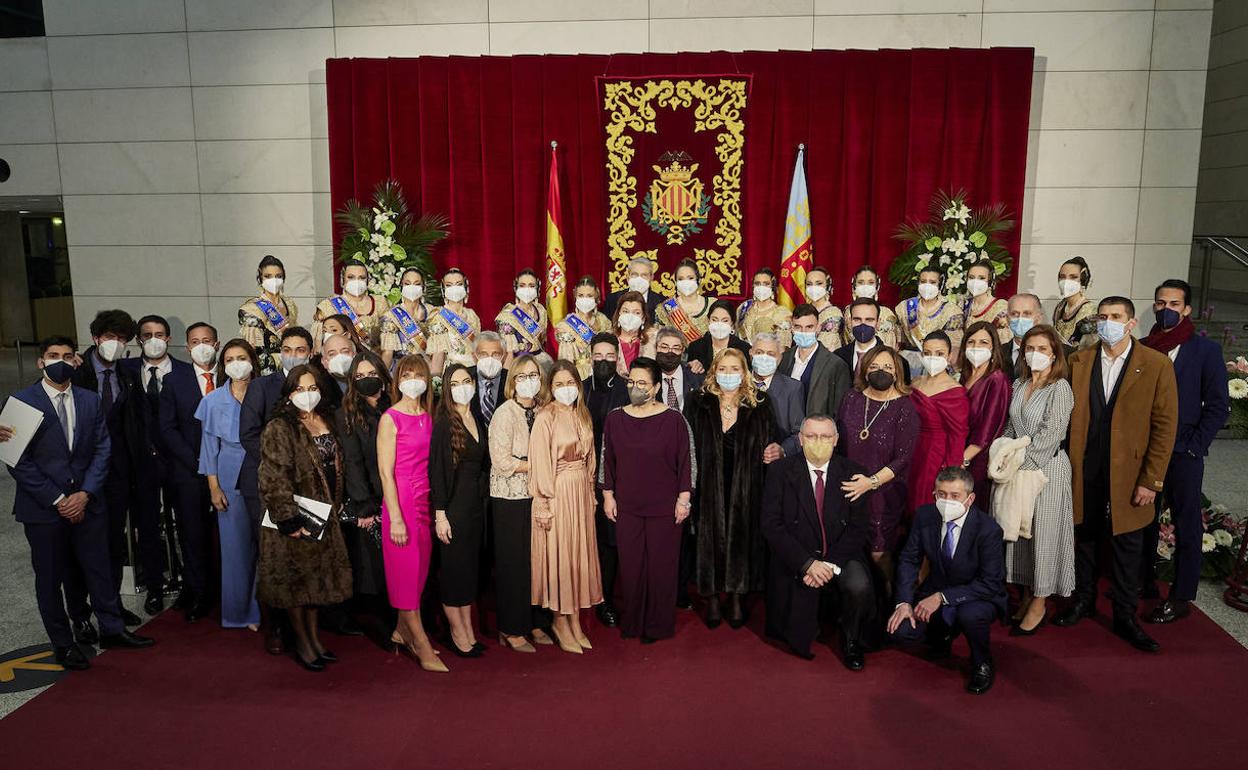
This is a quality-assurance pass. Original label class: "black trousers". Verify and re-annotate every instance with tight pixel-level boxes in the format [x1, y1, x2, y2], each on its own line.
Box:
[596, 499, 619, 609]
[64, 466, 131, 623]
[25, 513, 125, 647]
[491, 497, 550, 636]
[172, 476, 213, 597]
[129, 463, 173, 593]
[891, 598, 996, 666]
[1074, 480, 1143, 620]
[1141, 453, 1205, 602]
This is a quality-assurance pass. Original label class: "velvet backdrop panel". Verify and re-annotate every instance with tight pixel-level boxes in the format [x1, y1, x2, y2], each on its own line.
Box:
[327, 48, 1032, 316]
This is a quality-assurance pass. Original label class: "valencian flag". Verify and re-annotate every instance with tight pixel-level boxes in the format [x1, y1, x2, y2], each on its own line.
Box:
[544, 142, 568, 326]
[777, 145, 813, 310]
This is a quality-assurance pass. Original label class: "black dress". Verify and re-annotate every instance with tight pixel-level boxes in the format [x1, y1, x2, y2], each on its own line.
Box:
[430, 414, 490, 607]
[335, 401, 389, 597]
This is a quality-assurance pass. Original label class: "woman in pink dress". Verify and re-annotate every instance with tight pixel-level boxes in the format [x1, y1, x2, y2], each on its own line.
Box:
[907, 331, 970, 516]
[958, 321, 1013, 508]
[377, 355, 447, 672]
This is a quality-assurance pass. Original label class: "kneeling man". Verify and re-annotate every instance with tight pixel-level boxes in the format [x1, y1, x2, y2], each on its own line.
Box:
[761, 414, 874, 670]
[888, 466, 1006, 694]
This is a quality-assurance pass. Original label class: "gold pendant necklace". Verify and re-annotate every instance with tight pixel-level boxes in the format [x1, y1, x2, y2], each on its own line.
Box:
[860, 394, 892, 440]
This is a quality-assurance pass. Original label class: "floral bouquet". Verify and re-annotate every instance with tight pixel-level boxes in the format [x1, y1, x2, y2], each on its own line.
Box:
[1225, 356, 1248, 437]
[1154, 495, 1245, 582]
[334, 179, 449, 306]
[888, 189, 1015, 297]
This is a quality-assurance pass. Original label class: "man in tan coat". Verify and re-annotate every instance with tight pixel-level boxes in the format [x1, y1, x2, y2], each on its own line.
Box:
[1053, 296, 1177, 652]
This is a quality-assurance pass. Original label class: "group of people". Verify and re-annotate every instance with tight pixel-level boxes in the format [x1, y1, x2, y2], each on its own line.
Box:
[5, 251, 1229, 695]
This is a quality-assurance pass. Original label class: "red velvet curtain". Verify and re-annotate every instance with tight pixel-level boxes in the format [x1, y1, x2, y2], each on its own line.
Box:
[327, 49, 1032, 315]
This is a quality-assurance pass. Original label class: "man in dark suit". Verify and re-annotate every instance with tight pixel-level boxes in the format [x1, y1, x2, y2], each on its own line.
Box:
[761, 415, 874, 669]
[889, 465, 1006, 694]
[8, 337, 155, 670]
[833, 299, 911, 384]
[602, 256, 663, 320]
[750, 332, 803, 462]
[653, 327, 705, 411]
[779, 303, 852, 418]
[468, 331, 508, 427]
[69, 309, 145, 629]
[1004, 292, 1045, 376]
[159, 321, 220, 621]
[239, 325, 313, 653]
[319, 332, 357, 408]
[1141, 280, 1230, 624]
[584, 332, 632, 625]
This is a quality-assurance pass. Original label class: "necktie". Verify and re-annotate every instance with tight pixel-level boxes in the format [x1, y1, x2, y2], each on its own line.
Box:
[814, 469, 827, 557]
[754, 378, 767, 392]
[482, 379, 495, 423]
[147, 366, 160, 398]
[665, 376, 679, 408]
[56, 392, 72, 448]
[203, 372, 215, 394]
[100, 368, 114, 414]
[944, 521, 957, 561]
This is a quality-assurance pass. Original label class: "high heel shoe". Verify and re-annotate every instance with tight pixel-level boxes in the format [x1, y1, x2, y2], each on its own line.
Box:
[294, 652, 325, 672]
[1010, 614, 1048, 637]
[471, 641, 487, 653]
[396, 628, 450, 672]
[551, 626, 583, 655]
[499, 633, 536, 653]
[573, 631, 592, 650]
[315, 650, 339, 664]
[442, 634, 483, 658]
[531, 628, 554, 646]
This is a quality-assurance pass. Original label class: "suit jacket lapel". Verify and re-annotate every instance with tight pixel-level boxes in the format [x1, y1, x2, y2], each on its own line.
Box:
[950, 510, 978, 568]
[1112, 342, 1143, 407]
[30, 384, 71, 454]
[789, 459, 820, 534]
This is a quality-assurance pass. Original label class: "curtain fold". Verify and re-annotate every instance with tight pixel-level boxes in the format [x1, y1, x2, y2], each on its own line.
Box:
[327, 48, 1032, 314]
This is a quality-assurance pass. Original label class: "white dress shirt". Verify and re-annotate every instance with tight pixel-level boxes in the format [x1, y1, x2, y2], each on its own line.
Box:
[852, 338, 879, 372]
[1011, 340, 1021, 366]
[806, 458, 830, 494]
[194, 363, 215, 396]
[140, 356, 173, 392]
[790, 345, 816, 381]
[42, 379, 75, 452]
[1168, 345, 1180, 362]
[1100, 339, 1133, 401]
[939, 513, 965, 555]
[663, 366, 686, 409]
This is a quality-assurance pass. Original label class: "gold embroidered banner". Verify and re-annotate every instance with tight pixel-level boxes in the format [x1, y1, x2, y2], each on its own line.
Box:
[598, 76, 750, 297]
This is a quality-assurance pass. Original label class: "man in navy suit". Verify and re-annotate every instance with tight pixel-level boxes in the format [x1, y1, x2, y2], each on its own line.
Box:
[889, 466, 1006, 694]
[8, 337, 155, 670]
[159, 321, 221, 621]
[467, 331, 508, 427]
[1141, 279, 1231, 623]
[601, 256, 663, 320]
[761, 415, 874, 669]
[69, 309, 146, 629]
[750, 332, 803, 462]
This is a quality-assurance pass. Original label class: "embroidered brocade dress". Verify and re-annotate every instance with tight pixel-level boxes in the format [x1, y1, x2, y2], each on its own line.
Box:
[895, 297, 964, 351]
[554, 311, 613, 379]
[963, 296, 1012, 344]
[736, 301, 792, 347]
[311, 294, 390, 348]
[379, 301, 434, 359]
[425, 305, 482, 369]
[1053, 298, 1099, 350]
[238, 294, 299, 376]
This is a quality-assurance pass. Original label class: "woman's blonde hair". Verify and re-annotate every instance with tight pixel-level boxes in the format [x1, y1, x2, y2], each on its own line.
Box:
[542, 359, 593, 432]
[503, 353, 548, 404]
[703, 347, 759, 407]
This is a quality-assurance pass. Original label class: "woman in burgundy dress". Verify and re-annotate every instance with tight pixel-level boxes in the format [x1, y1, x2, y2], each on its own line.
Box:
[958, 321, 1012, 508]
[906, 331, 969, 515]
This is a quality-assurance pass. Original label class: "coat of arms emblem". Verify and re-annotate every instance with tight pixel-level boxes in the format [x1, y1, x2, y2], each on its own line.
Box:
[642, 151, 712, 245]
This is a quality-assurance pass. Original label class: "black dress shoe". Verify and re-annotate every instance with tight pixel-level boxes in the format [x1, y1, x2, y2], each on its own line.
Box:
[640, 635, 658, 645]
[323, 617, 365, 636]
[705, 598, 722, 629]
[1009, 614, 1048, 637]
[790, 646, 816, 661]
[171, 591, 191, 611]
[316, 650, 339, 664]
[1145, 599, 1191, 624]
[471, 641, 486, 653]
[73, 620, 99, 646]
[144, 592, 164, 615]
[596, 605, 620, 628]
[841, 640, 866, 672]
[1052, 600, 1096, 627]
[443, 636, 483, 658]
[120, 608, 143, 627]
[185, 597, 212, 623]
[1113, 617, 1160, 652]
[99, 630, 155, 649]
[295, 653, 325, 672]
[54, 644, 91, 671]
[726, 596, 747, 629]
[966, 661, 995, 694]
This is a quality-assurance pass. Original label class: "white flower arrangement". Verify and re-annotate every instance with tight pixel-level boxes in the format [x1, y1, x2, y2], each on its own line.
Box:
[1202, 533, 1217, 553]
[890, 190, 1015, 298]
[1229, 378, 1248, 400]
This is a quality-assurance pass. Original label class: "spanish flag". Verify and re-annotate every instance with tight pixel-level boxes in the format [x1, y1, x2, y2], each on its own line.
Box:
[777, 145, 813, 310]
[544, 142, 568, 326]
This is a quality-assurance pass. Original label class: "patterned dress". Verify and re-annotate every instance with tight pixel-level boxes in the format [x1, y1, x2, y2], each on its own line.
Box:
[312, 294, 390, 349]
[963, 296, 1011, 344]
[656, 296, 715, 340]
[895, 297, 964, 351]
[736, 300, 792, 347]
[1053, 298, 1099, 350]
[425, 304, 482, 369]
[379, 300, 434, 359]
[554, 311, 612, 379]
[842, 303, 900, 349]
[814, 302, 844, 351]
[1002, 378, 1076, 598]
[238, 294, 299, 376]
[495, 302, 550, 360]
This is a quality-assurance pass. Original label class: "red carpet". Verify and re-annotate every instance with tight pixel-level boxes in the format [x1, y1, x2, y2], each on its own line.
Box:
[2, 603, 1246, 770]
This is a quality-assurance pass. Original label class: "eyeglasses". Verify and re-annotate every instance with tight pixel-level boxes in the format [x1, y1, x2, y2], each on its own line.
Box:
[656, 344, 684, 353]
[625, 380, 653, 389]
[514, 373, 540, 383]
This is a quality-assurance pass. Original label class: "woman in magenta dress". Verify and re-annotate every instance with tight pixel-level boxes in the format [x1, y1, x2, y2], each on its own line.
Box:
[958, 321, 1012, 507]
[377, 355, 447, 673]
[906, 331, 970, 515]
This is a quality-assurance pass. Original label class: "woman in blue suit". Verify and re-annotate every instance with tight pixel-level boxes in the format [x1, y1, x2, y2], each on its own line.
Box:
[196, 338, 262, 630]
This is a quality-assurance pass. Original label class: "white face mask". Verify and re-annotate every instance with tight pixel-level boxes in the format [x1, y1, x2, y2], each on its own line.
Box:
[917, 283, 940, 301]
[676, 278, 699, 297]
[327, 353, 353, 377]
[575, 296, 597, 315]
[936, 497, 966, 522]
[1025, 351, 1052, 372]
[476, 356, 502, 379]
[261, 277, 284, 295]
[627, 275, 650, 294]
[752, 284, 773, 302]
[854, 282, 877, 299]
[1059, 279, 1082, 298]
[401, 284, 423, 302]
[515, 378, 541, 400]
[966, 278, 989, 297]
[443, 284, 467, 303]
[921, 355, 948, 376]
[804, 284, 827, 302]
[398, 378, 427, 400]
[708, 321, 732, 340]
[190, 343, 217, 366]
[516, 286, 538, 304]
[552, 385, 579, 406]
[96, 338, 125, 362]
[142, 337, 167, 359]
[618, 313, 643, 332]
[224, 359, 253, 381]
[344, 278, 368, 297]
[291, 390, 320, 413]
[964, 347, 991, 368]
[450, 383, 475, 405]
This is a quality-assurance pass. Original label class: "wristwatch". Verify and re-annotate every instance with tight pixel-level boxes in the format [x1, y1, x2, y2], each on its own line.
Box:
[869, 474, 880, 490]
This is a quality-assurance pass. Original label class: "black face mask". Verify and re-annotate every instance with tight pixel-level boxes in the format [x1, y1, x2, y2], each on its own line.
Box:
[655, 351, 682, 373]
[592, 360, 616, 383]
[43, 360, 76, 385]
[354, 376, 383, 397]
[866, 370, 895, 391]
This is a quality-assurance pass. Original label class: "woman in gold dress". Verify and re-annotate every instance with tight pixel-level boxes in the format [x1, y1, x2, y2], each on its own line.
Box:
[379, 267, 434, 369]
[803, 265, 844, 351]
[1052, 256, 1098, 350]
[656, 258, 715, 344]
[495, 268, 551, 368]
[736, 267, 792, 346]
[961, 261, 1011, 345]
[426, 268, 482, 374]
[895, 266, 965, 352]
[238, 254, 299, 376]
[555, 276, 613, 379]
[311, 260, 390, 349]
